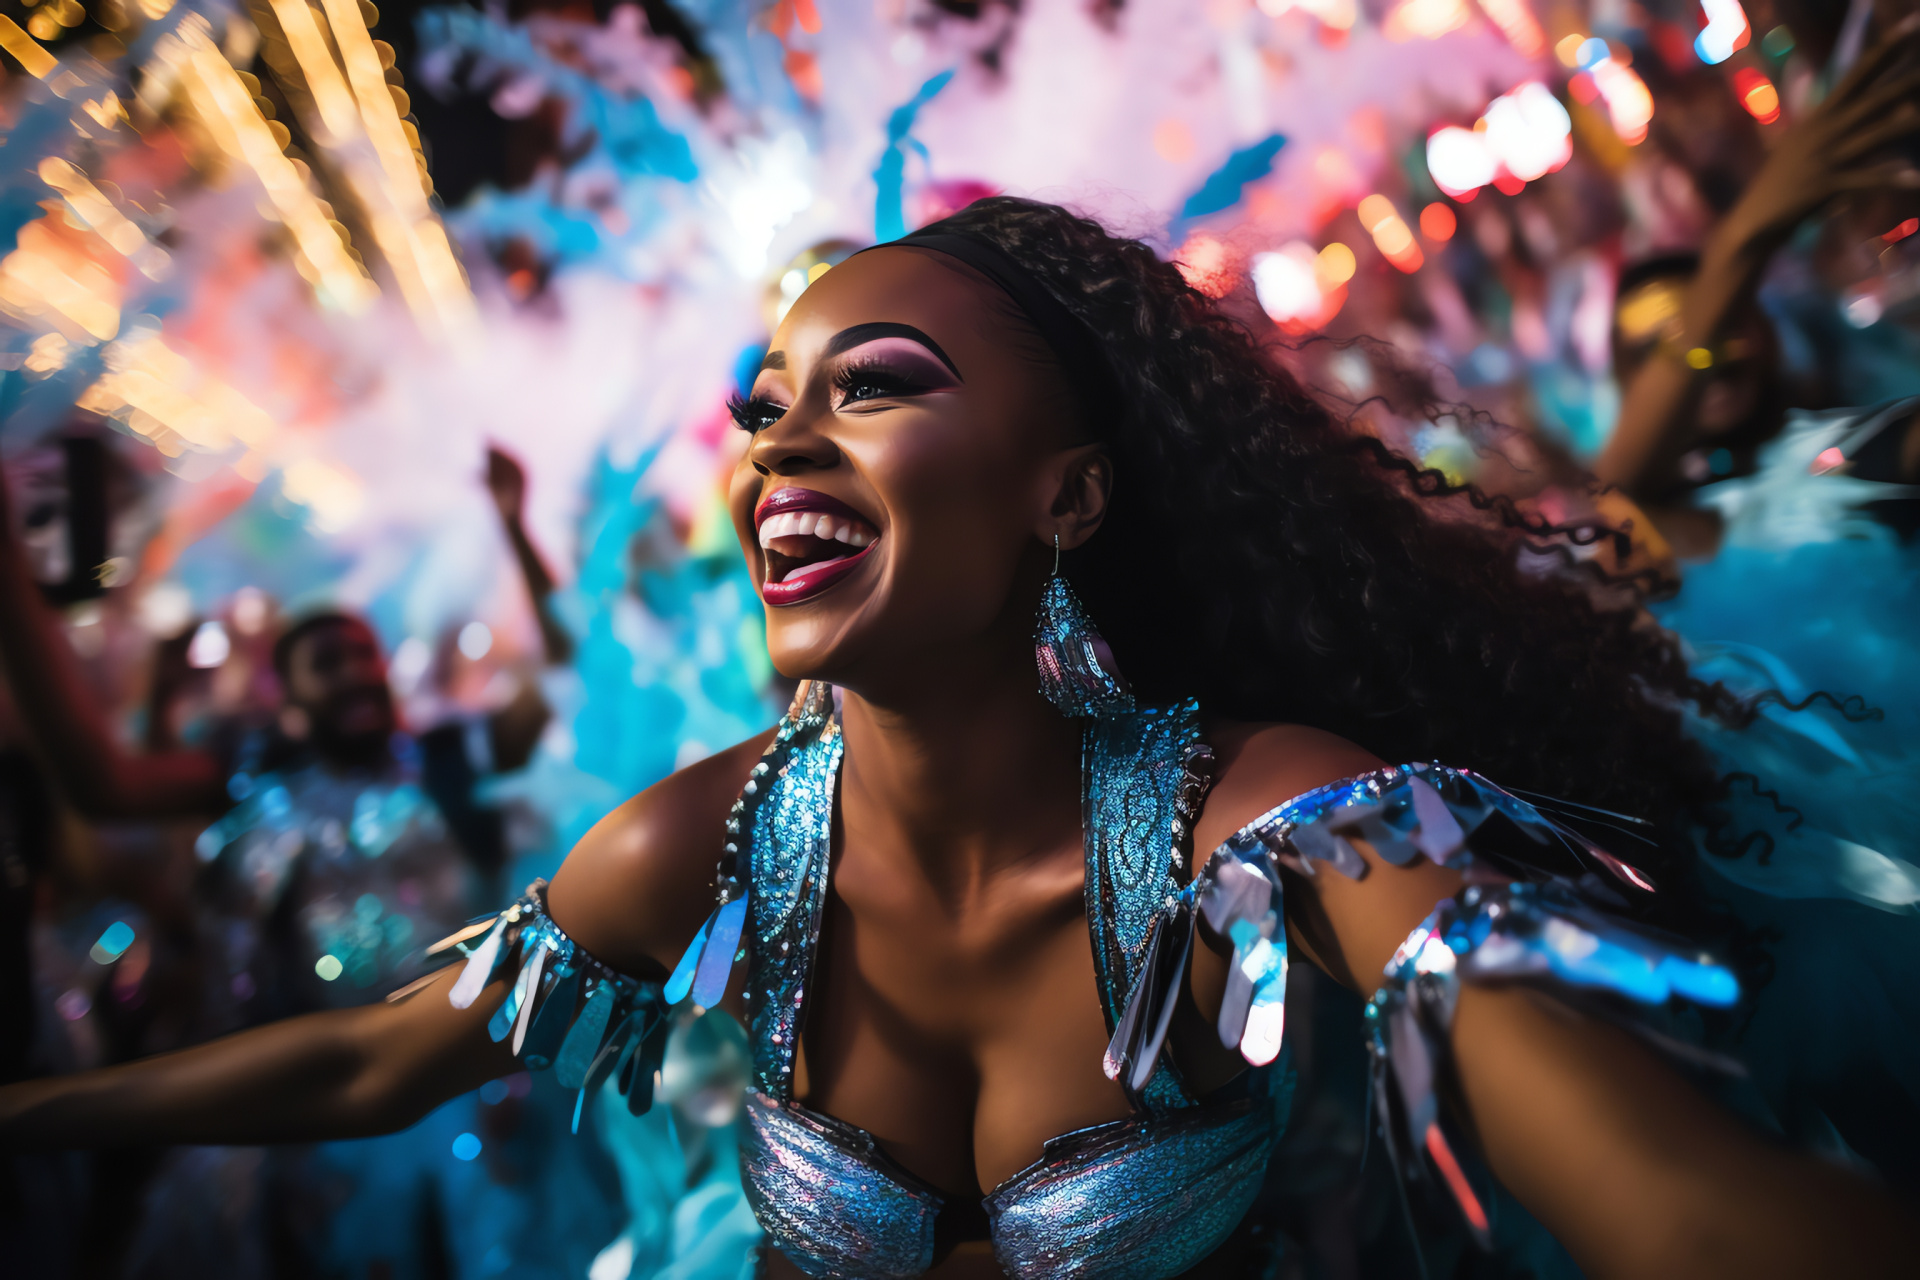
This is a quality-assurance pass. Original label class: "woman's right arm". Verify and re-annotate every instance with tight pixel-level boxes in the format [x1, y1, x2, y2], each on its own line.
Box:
[0, 729, 773, 1150]
[0, 966, 514, 1149]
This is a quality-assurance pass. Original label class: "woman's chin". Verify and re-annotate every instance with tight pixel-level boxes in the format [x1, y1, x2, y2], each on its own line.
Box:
[762, 605, 876, 688]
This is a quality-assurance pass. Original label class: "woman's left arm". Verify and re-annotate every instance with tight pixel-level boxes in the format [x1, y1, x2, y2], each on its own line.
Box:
[1196, 723, 1918, 1280]
[1446, 981, 1913, 1279]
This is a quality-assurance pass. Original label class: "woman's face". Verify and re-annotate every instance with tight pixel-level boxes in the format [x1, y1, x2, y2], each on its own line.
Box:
[726, 247, 1102, 697]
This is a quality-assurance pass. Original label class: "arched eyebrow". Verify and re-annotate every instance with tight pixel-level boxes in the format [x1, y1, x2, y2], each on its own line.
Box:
[822, 323, 962, 379]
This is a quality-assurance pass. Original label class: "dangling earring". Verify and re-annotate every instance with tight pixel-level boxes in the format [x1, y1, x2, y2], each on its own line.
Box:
[1035, 535, 1135, 718]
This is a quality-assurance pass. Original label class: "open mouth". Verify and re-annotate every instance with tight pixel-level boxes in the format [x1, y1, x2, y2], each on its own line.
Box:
[754, 487, 881, 605]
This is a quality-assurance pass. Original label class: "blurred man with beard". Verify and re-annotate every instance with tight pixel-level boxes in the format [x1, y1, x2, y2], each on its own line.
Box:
[0, 447, 578, 1280]
[0, 449, 563, 1020]
[193, 609, 506, 1023]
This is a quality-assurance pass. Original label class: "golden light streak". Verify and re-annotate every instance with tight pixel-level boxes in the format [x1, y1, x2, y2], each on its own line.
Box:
[78, 329, 277, 457]
[38, 157, 172, 280]
[263, 0, 473, 337]
[0, 220, 121, 340]
[318, 0, 469, 324]
[263, 0, 366, 144]
[81, 91, 128, 130]
[0, 15, 57, 78]
[1357, 194, 1425, 273]
[161, 19, 376, 312]
[1383, 0, 1469, 42]
[320, 0, 424, 200]
[24, 332, 73, 375]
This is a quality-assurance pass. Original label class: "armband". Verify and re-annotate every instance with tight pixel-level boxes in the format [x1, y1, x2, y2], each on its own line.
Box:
[1366, 882, 1740, 1248]
[1103, 763, 1663, 1096]
[427, 881, 670, 1130]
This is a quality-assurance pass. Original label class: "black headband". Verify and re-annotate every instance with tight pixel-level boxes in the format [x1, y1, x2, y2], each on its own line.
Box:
[860, 228, 1120, 432]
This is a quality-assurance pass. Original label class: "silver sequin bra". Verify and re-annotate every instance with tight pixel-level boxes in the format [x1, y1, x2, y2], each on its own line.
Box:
[719, 683, 1284, 1280]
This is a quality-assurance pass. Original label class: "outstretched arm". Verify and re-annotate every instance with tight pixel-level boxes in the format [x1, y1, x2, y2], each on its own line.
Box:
[0, 728, 763, 1151]
[1597, 21, 1920, 497]
[0, 965, 514, 1149]
[1192, 723, 1917, 1280]
[0, 463, 227, 819]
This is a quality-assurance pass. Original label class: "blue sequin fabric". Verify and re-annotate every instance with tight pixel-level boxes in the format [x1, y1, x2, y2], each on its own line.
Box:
[1081, 704, 1205, 1114]
[1205, 762, 1740, 1253]
[984, 1098, 1279, 1280]
[728, 685, 1282, 1279]
[742, 682, 844, 1094]
[1365, 880, 1740, 1248]
[433, 883, 671, 1126]
[739, 1093, 944, 1279]
[199, 759, 478, 1008]
[1101, 760, 1743, 1258]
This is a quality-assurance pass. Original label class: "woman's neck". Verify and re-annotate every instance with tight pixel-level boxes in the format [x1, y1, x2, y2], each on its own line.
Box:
[834, 658, 1085, 887]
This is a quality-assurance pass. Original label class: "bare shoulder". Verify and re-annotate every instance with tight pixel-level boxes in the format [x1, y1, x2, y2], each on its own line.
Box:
[545, 728, 778, 979]
[1191, 720, 1384, 857]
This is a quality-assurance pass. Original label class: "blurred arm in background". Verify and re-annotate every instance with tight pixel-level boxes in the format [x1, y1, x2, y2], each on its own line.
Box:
[0, 462, 227, 821]
[481, 444, 571, 773]
[1599, 19, 1920, 504]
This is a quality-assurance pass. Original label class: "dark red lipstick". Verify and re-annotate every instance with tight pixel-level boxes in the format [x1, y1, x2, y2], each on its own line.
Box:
[754, 487, 882, 606]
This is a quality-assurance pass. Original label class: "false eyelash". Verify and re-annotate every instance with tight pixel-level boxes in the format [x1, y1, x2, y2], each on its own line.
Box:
[831, 356, 931, 401]
[727, 390, 786, 433]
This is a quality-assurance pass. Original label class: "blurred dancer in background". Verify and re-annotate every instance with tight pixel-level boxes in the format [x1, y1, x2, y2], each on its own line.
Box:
[0, 443, 578, 1278]
[0, 444, 566, 1011]
[1599, 22, 1920, 552]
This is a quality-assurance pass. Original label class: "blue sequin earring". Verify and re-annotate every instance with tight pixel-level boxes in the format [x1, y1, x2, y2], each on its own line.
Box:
[1035, 535, 1135, 718]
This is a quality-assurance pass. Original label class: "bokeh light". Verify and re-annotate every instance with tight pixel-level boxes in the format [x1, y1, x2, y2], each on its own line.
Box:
[1316, 242, 1358, 287]
[1252, 243, 1347, 334]
[187, 620, 231, 669]
[1734, 68, 1780, 125]
[1359, 196, 1424, 273]
[458, 621, 494, 661]
[1695, 0, 1751, 65]
[90, 921, 136, 965]
[1419, 203, 1458, 242]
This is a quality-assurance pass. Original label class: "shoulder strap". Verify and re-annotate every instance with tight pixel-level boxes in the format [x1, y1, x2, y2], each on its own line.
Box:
[735, 681, 843, 1097]
[1081, 699, 1204, 1114]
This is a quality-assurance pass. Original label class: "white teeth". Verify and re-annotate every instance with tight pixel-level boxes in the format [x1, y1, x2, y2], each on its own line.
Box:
[758, 506, 878, 550]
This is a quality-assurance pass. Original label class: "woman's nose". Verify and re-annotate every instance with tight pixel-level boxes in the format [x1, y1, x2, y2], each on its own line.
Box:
[748, 405, 840, 477]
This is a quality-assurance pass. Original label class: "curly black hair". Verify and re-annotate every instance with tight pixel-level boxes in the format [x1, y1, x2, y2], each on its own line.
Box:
[922, 196, 1744, 896]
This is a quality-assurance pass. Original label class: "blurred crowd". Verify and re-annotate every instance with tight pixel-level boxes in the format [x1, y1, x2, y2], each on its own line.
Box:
[1, 0, 1919, 1278]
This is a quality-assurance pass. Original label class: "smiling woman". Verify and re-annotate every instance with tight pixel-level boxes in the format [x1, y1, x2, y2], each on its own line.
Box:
[2, 198, 1916, 1280]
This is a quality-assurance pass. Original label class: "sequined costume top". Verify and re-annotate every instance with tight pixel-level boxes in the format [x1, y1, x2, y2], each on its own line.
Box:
[198, 749, 483, 1015]
[440, 681, 1742, 1278]
[718, 686, 1285, 1280]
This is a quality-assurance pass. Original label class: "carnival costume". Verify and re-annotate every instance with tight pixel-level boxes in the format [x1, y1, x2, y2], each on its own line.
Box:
[427, 669, 1745, 1279]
